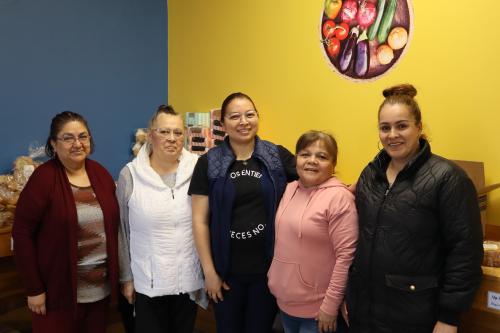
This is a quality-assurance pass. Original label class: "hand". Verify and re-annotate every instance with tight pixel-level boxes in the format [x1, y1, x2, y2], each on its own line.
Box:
[204, 270, 230, 303]
[316, 309, 336, 333]
[432, 321, 457, 333]
[121, 281, 135, 304]
[27, 293, 46, 315]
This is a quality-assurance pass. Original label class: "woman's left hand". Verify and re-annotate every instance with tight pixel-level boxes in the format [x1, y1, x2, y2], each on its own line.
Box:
[432, 321, 457, 333]
[316, 309, 336, 333]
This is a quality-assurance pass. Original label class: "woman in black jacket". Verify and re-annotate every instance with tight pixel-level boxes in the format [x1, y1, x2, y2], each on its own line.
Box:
[346, 84, 483, 333]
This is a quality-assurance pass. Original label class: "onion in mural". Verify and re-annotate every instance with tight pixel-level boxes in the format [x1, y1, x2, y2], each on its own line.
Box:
[320, 0, 413, 81]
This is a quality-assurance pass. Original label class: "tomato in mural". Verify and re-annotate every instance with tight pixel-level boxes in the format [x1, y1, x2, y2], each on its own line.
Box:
[320, 0, 413, 81]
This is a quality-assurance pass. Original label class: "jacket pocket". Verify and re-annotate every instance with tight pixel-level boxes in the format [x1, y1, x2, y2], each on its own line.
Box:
[267, 257, 317, 304]
[385, 274, 438, 326]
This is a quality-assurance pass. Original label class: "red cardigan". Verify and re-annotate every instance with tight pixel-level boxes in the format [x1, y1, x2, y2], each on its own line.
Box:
[13, 158, 119, 310]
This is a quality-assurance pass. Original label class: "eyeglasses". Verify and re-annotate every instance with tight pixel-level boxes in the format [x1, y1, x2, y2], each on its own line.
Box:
[225, 110, 258, 122]
[57, 134, 91, 145]
[152, 127, 184, 139]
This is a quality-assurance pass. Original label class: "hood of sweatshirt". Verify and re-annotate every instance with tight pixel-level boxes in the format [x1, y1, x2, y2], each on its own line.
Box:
[277, 176, 350, 238]
[130, 143, 198, 191]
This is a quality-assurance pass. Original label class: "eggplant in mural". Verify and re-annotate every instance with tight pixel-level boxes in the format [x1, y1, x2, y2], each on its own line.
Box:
[320, 0, 413, 81]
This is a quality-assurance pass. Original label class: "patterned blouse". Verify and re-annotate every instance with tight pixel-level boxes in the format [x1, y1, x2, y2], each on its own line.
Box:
[72, 184, 110, 303]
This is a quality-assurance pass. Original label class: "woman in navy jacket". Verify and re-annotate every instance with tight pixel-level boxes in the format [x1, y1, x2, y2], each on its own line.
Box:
[189, 92, 297, 333]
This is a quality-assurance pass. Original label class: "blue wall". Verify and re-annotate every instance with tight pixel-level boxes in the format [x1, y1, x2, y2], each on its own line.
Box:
[0, 0, 167, 178]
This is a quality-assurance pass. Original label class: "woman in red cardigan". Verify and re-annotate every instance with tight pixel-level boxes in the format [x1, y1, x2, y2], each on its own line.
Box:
[13, 111, 119, 333]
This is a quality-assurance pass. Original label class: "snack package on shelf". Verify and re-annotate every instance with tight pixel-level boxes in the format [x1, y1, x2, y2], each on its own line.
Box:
[483, 240, 500, 267]
[210, 109, 225, 147]
[186, 112, 210, 128]
[187, 126, 210, 155]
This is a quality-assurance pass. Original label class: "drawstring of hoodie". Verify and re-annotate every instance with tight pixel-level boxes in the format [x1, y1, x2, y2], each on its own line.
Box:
[276, 184, 316, 239]
[297, 189, 315, 238]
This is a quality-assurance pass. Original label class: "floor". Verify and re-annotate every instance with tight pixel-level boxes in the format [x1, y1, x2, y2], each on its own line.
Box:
[0, 304, 126, 333]
[0, 255, 130, 333]
[0, 255, 277, 333]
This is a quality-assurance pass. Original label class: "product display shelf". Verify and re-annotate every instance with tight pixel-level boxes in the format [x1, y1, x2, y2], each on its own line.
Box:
[460, 223, 500, 333]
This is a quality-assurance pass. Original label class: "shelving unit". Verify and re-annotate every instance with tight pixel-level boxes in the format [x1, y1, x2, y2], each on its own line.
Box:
[460, 223, 500, 333]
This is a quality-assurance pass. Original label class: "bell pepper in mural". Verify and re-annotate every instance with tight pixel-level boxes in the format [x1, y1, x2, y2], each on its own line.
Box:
[354, 31, 370, 77]
[368, 0, 387, 41]
[338, 26, 359, 72]
[377, 0, 397, 44]
[356, 1, 377, 29]
[324, 0, 342, 19]
[340, 0, 358, 24]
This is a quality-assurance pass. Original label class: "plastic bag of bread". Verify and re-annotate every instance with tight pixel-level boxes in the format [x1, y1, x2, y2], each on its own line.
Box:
[0, 184, 18, 208]
[483, 240, 500, 267]
[0, 211, 14, 228]
[132, 128, 148, 156]
[13, 156, 39, 189]
[0, 175, 18, 192]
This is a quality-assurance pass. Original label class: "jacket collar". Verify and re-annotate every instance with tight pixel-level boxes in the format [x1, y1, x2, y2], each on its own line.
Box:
[371, 138, 432, 179]
[220, 135, 262, 160]
[132, 143, 196, 189]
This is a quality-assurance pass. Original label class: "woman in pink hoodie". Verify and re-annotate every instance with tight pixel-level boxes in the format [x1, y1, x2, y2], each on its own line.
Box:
[268, 131, 358, 333]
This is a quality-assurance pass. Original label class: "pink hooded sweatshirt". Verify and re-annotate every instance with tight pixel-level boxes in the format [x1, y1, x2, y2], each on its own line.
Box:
[267, 177, 358, 318]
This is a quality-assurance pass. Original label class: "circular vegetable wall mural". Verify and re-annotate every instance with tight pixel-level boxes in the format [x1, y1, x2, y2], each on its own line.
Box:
[320, 0, 413, 81]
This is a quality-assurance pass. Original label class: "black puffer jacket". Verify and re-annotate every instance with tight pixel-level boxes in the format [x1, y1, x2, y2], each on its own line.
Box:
[346, 140, 483, 333]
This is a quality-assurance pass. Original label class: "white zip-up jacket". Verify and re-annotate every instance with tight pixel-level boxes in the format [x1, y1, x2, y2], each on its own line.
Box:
[119, 143, 203, 297]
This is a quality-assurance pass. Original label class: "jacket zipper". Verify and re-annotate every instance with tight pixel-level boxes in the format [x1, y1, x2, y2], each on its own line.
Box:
[367, 176, 393, 317]
[385, 185, 391, 196]
[171, 188, 175, 199]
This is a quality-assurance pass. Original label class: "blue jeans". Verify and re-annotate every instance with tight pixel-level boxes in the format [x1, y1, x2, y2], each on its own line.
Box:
[280, 311, 318, 333]
[280, 310, 349, 333]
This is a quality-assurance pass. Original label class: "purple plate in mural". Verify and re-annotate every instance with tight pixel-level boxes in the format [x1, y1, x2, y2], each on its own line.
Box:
[320, 0, 414, 82]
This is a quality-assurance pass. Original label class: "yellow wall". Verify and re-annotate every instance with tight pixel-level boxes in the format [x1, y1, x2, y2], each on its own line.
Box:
[168, 0, 500, 225]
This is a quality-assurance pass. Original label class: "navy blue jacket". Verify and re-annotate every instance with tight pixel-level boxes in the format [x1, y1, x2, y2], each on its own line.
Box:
[206, 136, 295, 279]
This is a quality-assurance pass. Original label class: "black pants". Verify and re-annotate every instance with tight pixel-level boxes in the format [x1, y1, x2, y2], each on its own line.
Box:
[134, 292, 197, 333]
[213, 274, 277, 333]
[118, 293, 135, 333]
[336, 314, 349, 333]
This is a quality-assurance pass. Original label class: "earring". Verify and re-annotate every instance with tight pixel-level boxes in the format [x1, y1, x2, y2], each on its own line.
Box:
[377, 141, 383, 150]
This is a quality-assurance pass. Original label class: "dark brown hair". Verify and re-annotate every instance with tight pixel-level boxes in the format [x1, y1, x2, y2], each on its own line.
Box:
[296, 130, 338, 165]
[148, 104, 179, 129]
[220, 92, 258, 123]
[379, 84, 422, 124]
[45, 111, 94, 158]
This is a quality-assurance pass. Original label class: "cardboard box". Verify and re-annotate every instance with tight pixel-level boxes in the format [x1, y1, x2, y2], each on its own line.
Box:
[0, 226, 12, 257]
[453, 160, 500, 231]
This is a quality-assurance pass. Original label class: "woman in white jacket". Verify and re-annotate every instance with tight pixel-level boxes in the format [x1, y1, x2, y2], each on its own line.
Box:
[117, 105, 205, 333]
